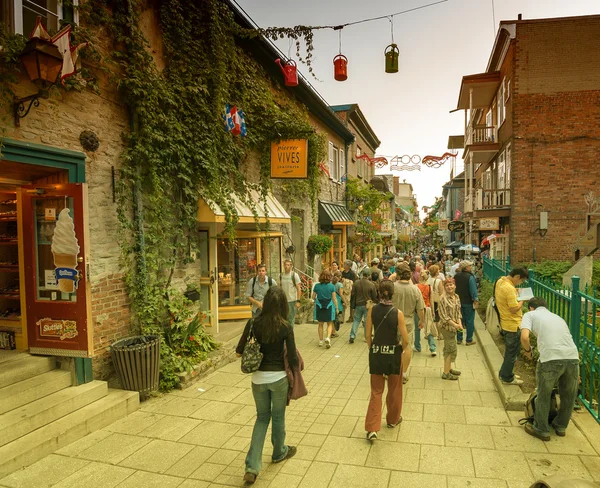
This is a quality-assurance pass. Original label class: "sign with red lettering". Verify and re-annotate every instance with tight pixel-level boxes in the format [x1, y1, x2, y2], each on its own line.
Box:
[271, 139, 308, 179]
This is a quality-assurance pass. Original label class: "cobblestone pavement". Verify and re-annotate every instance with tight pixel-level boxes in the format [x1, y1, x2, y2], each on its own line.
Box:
[2, 322, 600, 488]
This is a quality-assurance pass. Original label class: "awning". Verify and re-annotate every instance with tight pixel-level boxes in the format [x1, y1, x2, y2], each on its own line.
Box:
[198, 190, 290, 224]
[319, 201, 355, 226]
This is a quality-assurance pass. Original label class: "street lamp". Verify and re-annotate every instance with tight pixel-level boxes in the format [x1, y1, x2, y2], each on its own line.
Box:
[14, 37, 63, 127]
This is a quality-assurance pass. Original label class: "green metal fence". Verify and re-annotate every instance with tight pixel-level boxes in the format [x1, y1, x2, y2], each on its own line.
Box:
[482, 256, 600, 422]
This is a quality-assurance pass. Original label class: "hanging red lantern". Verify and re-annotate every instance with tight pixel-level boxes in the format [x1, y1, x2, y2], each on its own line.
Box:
[333, 54, 348, 81]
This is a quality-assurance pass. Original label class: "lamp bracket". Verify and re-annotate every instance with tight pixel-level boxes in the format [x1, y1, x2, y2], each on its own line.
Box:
[14, 93, 41, 127]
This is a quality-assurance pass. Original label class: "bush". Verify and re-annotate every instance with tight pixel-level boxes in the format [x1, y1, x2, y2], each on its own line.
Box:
[477, 279, 493, 321]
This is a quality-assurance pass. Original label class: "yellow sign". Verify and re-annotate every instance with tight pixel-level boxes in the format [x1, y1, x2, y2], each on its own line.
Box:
[271, 139, 308, 179]
[479, 217, 499, 231]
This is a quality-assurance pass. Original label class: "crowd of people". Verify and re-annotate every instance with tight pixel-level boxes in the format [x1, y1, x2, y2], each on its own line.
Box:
[236, 251, 580, 483]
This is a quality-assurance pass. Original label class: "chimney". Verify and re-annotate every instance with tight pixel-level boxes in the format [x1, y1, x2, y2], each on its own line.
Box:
[518, 13, 522, 20]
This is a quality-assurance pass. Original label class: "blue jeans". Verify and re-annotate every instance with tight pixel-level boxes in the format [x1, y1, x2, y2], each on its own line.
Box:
[414, 313, 437, 353]
[457, 305, 475, 343]
[287, 301, 297, 328]
[531, 359, 579, 436]
[246, 377, 290, 475]
[499, 329, 521, 382]
[351, 305, 368, 339]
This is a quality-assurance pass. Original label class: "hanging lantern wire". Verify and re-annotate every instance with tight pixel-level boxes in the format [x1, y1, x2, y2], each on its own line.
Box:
[388, 15, 395, 44]
[338, 28, 343, 54]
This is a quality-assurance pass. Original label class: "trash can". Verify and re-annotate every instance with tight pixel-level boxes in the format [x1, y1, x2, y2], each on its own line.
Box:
[111, 335, 160, 400]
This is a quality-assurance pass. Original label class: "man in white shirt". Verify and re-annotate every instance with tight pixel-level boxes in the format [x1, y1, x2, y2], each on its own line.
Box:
[280, 259, 301, 327]
[448, 258, 460, 277]
[520, 297, 580, 441]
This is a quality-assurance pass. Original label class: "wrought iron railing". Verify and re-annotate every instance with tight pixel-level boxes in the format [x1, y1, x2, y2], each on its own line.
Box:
[483, 256, 600, 422]
[294, 267, 314, 301]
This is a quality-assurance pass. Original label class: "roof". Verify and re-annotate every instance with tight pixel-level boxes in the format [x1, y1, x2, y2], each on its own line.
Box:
[198, 190, 290, 224]
[318, 201, 355, 226]
[227, 1, 355, 144]
[447, 135, 464, 150]
[328, 104, 381, 152]
[456, 71, 502, 110]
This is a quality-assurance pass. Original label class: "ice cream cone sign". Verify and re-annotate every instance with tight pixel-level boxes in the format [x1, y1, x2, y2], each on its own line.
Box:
[50, 208, 80, 293]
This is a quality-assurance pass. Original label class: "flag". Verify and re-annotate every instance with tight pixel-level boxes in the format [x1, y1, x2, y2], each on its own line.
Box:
[51, 25, 74, 83]
[238, 109, 247, 137]
[230, 106, 241, 136]
[29, 16, 52, 40]
[454, 209, 463, 220]
[223, 104, 234, 132]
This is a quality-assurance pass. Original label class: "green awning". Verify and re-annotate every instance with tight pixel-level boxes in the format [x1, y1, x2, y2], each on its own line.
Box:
[319, 201, 355, 226]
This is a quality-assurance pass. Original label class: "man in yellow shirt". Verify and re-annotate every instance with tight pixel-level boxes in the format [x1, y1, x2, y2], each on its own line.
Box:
[495, 267, 528, 385]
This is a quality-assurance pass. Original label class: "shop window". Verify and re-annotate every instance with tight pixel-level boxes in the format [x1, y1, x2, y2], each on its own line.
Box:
[217, 239, 257, 307]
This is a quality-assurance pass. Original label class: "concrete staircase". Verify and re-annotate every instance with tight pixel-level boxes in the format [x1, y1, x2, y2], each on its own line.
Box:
[0, 353, 139, 478]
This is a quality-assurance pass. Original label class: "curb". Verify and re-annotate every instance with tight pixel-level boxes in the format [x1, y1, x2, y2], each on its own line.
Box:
[474, 313, 530, 411]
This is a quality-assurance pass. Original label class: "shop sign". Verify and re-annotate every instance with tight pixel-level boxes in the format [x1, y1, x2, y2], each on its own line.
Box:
[479, 217, 499, 231]
[448, 220, 465, 232]
[438, 219, 449, 230]
[37, 318, 79, 340]
[270, 139, 308, 179]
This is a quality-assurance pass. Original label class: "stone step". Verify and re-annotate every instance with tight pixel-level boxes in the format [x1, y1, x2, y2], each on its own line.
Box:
[0, 355, 56, 389]
[0, 380, 108, 447]
[0, 369, 72, 416]
[0, 388, 139, 479]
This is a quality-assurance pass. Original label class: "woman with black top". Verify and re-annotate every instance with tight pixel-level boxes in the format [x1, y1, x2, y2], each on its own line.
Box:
[235, 286, 299, 484]
[364, 280, 409, 440]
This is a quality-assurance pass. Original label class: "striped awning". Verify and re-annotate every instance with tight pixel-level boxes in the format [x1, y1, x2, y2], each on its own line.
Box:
[318, 200, 355, 226]
[198, 190, 290, 224]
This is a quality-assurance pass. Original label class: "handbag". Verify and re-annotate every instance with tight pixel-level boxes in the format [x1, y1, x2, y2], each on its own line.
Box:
[241, 320, 263, 374]
[368, 306, 402, 375]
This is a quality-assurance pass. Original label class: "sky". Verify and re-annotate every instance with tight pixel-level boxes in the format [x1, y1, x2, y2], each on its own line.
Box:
[234, 0, 599, 213]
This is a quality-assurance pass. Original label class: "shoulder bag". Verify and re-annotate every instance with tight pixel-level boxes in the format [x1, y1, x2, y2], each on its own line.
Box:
[241, 320, 263, 374]
[368, 306, 402, 376]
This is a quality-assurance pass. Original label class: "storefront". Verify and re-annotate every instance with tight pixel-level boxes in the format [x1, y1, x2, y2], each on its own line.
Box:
[0, 139, 91, 370]
[197, 191, 290, 328]
[318, 201, 354, 266]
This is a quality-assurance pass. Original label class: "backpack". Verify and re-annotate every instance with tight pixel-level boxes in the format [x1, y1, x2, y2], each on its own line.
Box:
[250, 276, 273, 298]
[279, 272, 298, 287]
[519, 388, 559, 426]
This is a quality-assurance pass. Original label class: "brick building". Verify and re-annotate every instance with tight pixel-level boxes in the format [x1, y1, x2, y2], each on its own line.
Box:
[454, 14, 600, 263]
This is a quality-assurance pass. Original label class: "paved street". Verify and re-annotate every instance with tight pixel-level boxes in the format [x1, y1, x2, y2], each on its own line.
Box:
[2, 322, 600, 488]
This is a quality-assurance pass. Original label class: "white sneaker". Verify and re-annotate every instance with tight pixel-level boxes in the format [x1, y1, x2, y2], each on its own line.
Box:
[431, 351, 437, 357]
[325, 338, 331, 349]
[501, 377, 524, 386]
[319, 340, 324, 347]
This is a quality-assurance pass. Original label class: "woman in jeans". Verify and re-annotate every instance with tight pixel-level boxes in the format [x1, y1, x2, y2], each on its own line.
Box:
[364, 280, 409, 440]
[235, 286, 298, 484]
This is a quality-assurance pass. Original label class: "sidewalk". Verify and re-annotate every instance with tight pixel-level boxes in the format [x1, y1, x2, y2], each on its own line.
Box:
[2, 322, 600, 488]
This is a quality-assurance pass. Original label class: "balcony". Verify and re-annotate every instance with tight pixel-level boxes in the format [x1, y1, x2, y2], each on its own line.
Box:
[464, 124, 500, 166]
[475, 188, 511, 217]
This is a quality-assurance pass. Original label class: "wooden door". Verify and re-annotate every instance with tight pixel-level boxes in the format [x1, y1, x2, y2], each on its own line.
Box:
[21, 184, 92, 357]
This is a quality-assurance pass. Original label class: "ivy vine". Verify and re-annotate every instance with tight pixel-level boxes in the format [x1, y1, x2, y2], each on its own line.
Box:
[72, 0, 327, 387]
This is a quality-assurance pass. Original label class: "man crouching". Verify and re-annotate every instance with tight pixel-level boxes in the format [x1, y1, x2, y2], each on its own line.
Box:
[520, 297, 580, 441]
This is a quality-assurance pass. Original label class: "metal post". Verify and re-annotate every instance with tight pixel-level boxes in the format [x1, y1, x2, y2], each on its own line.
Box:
[528, 268, 535, 290]
[570, 275, 581, 348]
[506, 254, 510, 274]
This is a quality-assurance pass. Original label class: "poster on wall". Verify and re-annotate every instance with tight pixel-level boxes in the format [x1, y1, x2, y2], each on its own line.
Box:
[438, 219, 449, 230]
[50, 208, 80, 293]
[270, 139, 308, 179]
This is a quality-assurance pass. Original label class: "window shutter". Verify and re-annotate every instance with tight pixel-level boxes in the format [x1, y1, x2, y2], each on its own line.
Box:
[328, 142, 334, 178]
[339, 148, 345, 182]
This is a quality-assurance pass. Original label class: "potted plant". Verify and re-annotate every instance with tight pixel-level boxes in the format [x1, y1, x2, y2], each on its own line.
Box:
[306, 234, 333, 259]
